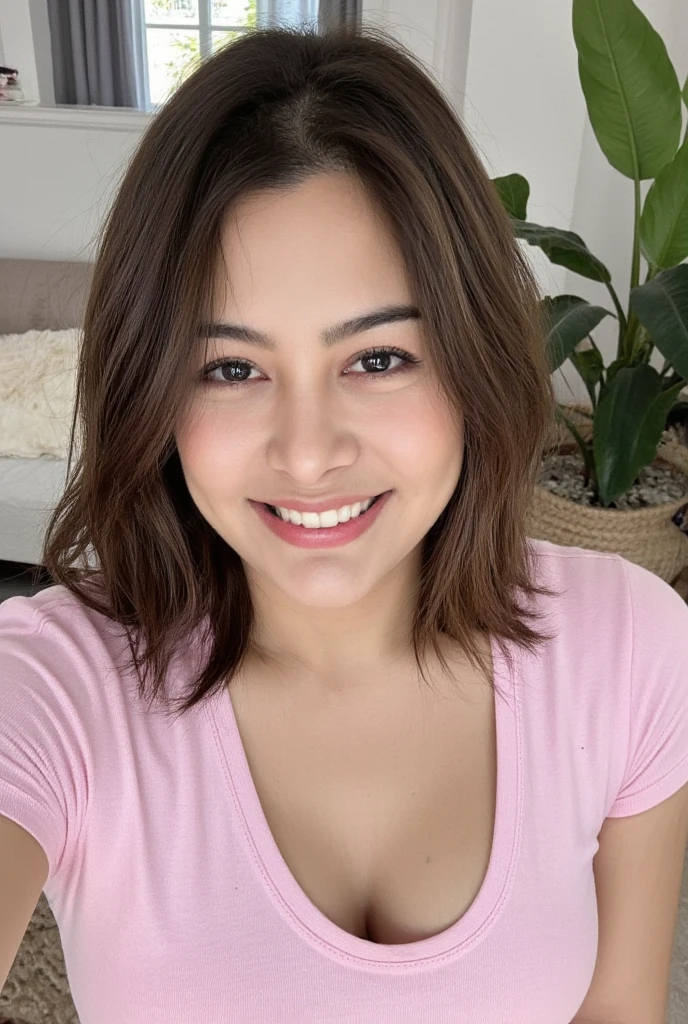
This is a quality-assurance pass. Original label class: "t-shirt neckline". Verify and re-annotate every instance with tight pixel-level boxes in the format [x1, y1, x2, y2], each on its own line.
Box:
[205, 633, 523, 969]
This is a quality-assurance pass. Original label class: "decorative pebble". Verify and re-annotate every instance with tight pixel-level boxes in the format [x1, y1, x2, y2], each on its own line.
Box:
[538, 424, 688, 510]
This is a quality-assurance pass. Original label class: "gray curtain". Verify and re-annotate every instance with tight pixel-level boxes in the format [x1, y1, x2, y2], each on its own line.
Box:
[46, 0, 142, 107]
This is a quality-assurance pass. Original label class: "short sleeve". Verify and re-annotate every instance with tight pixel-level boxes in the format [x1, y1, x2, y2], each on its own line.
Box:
[607, 557, 688, 817]
[0, 594, 86, 883]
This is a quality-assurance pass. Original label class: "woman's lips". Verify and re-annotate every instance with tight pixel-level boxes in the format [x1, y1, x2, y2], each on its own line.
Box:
[249, 490, 393, 548]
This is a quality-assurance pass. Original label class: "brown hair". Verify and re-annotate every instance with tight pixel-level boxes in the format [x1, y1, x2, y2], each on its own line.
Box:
[40, 24, 562, 720]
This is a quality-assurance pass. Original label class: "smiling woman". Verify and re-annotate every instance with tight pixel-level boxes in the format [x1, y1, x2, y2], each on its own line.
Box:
[2, 19, 688, 1024]
[36, 22, 561, 718]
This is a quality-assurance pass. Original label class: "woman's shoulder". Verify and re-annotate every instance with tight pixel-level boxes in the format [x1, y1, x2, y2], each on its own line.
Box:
[527, 535, 687, 623]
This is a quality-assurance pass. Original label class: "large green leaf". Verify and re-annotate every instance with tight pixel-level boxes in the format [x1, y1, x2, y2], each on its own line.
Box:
[629, 264, 688, 381]
[573, 0, 682, 180]
[491, 174, 529, 220]
[570, 346, 606, 396]
[593, 364, 685, 505]
[540, 295, 612, 372]
[640, 134, 688, 268]
[512, 220, 611, 282]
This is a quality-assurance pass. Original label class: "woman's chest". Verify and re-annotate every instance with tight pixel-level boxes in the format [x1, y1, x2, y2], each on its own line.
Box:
[228, 669, 497, 945]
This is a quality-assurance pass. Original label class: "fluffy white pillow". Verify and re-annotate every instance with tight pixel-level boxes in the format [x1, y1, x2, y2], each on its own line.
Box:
[0, 327, 81, 459]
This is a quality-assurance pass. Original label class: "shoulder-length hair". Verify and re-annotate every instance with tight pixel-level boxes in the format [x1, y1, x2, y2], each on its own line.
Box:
[40, 24, 561, 720]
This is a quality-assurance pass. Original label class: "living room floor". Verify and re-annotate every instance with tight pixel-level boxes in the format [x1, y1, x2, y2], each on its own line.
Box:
[1, 559, 688, 1021]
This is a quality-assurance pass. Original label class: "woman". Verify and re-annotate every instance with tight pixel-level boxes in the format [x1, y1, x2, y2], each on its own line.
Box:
[2, 24, 688, 1024]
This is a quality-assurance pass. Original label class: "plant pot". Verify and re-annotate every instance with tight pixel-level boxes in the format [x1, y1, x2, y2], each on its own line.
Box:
[525, 402, 688, 589]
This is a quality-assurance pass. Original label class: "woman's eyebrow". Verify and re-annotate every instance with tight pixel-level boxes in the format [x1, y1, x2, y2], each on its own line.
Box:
[200, 303, 420, 349]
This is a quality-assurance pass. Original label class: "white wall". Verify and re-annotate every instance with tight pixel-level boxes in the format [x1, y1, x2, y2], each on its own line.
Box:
[0, 109, 146, 261]
[0, 0, 686, 398]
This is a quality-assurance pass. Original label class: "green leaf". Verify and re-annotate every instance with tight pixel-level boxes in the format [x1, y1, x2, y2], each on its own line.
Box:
[572, 0, 682, 180]
[640, 134, 688, 268]
[683, 72, 688, 109]
[570, 346, 605, 391]
[593, 364, 684, 505]
[604, 357, 628, 389]
[540, 295, 612, 371]
[629, 265, 688, 381]
[513, 220, 611, 282]
[491, 174, 529, 220]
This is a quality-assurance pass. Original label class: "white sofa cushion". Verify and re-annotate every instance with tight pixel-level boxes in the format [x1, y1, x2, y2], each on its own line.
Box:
[0, 327, 80, 459]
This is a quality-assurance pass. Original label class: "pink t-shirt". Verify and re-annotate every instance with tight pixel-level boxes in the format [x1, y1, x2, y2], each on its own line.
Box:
[2, 537, 688, 1023]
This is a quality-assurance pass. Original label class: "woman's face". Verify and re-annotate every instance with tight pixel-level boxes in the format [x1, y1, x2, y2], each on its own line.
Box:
[175, 171, 464, 616]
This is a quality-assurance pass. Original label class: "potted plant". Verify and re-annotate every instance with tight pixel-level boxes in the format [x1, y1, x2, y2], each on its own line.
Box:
[491, 0, 688, 593]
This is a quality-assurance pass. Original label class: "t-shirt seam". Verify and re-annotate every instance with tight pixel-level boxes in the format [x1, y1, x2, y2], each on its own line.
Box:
[608, 745, 688, 811]
[3, 599, 77, 877]
[0, 778, 64, 856]
[614, 556, 635, 812]
[533, 546, 622, 563]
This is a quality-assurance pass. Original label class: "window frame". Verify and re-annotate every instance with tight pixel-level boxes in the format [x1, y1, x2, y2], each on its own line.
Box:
[140, 0, 251, 110]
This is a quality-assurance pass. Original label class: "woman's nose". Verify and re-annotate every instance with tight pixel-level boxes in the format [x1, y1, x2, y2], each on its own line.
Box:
[267, 388, 358, 480]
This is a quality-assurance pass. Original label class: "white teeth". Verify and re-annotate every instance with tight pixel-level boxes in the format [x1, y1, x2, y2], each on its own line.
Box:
[275, 497, 376, 528]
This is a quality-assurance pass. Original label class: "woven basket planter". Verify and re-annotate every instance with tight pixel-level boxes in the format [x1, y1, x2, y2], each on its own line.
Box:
[525, 402, 688, 589]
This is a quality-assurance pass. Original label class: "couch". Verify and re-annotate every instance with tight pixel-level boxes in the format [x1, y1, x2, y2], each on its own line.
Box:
[0, 258, 93, 566]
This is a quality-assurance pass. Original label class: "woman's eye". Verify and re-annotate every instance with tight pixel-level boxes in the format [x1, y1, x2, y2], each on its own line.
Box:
[201, 346, 420, 387]
[203, 360, 259, 385]
[347, 349, 418, 376]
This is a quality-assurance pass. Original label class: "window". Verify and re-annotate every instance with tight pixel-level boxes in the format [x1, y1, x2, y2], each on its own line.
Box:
[141, 0, 258, 110]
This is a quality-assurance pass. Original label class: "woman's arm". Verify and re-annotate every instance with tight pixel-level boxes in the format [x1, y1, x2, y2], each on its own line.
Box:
[570, 781, 688, 1024]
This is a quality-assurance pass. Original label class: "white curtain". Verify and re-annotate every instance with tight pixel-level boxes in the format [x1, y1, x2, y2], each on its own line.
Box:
[128, 0, 358, 112]
[256, 0, 320, 31]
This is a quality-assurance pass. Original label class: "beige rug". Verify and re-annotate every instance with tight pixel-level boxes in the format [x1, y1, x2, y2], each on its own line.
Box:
[2, 842, 688, 1023]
